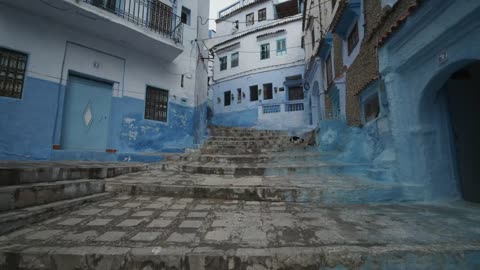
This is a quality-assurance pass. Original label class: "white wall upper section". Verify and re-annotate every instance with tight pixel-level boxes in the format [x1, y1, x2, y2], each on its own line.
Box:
[0, 0, 209, 106]
[212, 16, 304, 82]
[216, 1, 276, 36]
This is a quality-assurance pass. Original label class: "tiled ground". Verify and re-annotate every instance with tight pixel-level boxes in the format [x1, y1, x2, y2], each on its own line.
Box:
[2, 195, 480, 249]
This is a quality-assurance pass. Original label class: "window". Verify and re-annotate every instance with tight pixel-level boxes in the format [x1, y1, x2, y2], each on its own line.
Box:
[145, 86, 169, 122]
[276, 39, 287, 55]
[258, 8, 267, 22]
[250, 85, 259, 101]
[224, 91, 231, 106]
[288, 87, 304, 100]
[237, 88, 242, 103]
[263, 83, 273, 100]
[363, 93, 380, 123]
[0, 48, 27, 99]
[231, 52, 239, 68]
[181, 7, 191, 25]
[348, 22, 359, 55]
[325, 53, 333, 87]
[233, 20, 239, 30]
[260, 43, 270, 60]
[246, 13, 254, 26]
[220, 56, 227, 71]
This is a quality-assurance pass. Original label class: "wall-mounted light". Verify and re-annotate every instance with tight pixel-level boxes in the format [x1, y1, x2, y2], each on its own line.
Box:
[181, 74, 184, 87]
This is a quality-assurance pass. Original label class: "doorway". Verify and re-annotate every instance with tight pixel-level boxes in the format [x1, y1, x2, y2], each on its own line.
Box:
[61, 74, 113, 151]
[445, 62, 480, 202]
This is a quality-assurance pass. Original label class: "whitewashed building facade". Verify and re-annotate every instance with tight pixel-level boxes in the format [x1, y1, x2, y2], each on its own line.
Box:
[208, 0, 306, 130]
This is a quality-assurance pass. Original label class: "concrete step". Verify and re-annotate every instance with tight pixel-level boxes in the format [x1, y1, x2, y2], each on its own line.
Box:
[209, 129, 288, 137]
[164, 152, 336, 163]
[0, 161, 148, 186]
[1, 196, 479, 269]
[209, 135, 291, 141]
[161, 161, 368, 177]
[106, 172, 423, 203]
[199, 145, 307, 154]
[0, 192, 111, 235]
[0, 179, 105, 212]
[206, 139, 289, 147]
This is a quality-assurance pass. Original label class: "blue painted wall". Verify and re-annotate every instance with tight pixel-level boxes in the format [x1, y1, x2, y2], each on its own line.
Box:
[0, 76, 203, 161]
[0, 76, 59, 160]
[210, 108, 258, 127]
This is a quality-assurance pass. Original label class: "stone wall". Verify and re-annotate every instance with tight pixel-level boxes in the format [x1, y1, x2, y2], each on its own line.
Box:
[333, 34, 344, 79]
[345, 0, 420, 126]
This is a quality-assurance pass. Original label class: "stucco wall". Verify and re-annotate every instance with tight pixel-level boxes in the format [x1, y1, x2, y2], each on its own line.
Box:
[0, 0, 209, 160]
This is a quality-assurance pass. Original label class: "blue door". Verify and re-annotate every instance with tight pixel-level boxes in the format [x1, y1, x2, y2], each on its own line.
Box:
[61, 75, 112, 151]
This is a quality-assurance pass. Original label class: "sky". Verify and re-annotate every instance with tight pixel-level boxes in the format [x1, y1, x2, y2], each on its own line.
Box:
[208, 0, 238, 30]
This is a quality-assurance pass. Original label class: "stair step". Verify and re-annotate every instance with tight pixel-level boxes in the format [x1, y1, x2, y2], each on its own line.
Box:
[165, 153, 335, 163]
[209, 135, 291, 141]
[0, 192, 111, 235]
[0, 161, 148, 186]
[0, 179, 105, 212]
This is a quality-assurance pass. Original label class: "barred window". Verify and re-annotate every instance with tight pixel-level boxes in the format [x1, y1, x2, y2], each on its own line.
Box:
[0, 48, 27, 99]
[231, 52, 239, 68]
[276, 39, 287, 55]
[220, 56, 227, 71]
[288, 87, 304, 101]
[258, 8, 267, 22]
[145, 86, 169, 122]
[260, 43, 270, 60]
[246, 13, 254, 26]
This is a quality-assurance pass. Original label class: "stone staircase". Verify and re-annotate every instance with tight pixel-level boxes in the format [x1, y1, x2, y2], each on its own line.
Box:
[107, 126, 421, 203]
[0, 161, 148, 234]
[1, 127, 479, 270]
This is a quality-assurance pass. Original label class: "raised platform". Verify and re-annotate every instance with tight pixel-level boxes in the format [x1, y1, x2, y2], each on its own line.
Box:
[0, 195, 479, 269]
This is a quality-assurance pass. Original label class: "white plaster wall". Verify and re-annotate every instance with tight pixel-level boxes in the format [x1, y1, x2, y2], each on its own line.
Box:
[213, 17, 304, 82]
[211, 64, 304, 114]
[257, 108, 307, 129]
[216, 1, 276, 37]
[0, 0, 208, 107]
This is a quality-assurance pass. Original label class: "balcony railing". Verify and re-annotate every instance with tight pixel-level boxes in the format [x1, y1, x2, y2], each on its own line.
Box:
[83, 0, 183, 44]
[260, 101, 305, 115]
[285, 102, 304, 112]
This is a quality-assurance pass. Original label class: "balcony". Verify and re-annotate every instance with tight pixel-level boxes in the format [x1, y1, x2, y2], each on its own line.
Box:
[5, 0, 184, 61]
[218, 0, 259, 20]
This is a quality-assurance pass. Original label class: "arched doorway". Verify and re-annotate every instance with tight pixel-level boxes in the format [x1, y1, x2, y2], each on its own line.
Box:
[444, 62, 480, 202]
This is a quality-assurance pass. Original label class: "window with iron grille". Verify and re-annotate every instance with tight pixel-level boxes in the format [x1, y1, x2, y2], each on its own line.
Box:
[288, 87, 304, 101]
[224, 90, 231, 106]
[263, 83, 273, 100]
[348, 22, 359, 55]
[145, 86, 169, 122]
[231, 52, 239, 68]
[325, 53, 333, 87]
[276, 39, 287, 55]
[260, 43, 270, 60]
[0, 48, 27, 99]
[250, 85, 259, 101]
[149, 1, 173, 35]
[220, 56, 227, 71]
[258, 8, 267, 22]
[246, 13, 254, 26]
[237, 88, 242, 103]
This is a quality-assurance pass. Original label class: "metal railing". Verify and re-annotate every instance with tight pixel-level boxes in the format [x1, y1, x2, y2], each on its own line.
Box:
[286, 102, 305, 112]
[83, 0, 183, 44]
[262, 104, 281, 114]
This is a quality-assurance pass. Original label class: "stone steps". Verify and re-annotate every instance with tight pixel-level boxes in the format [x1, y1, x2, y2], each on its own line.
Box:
[206, 139, 289, 147]
[1, 195, 479, 269]
[164, 152, 335, 163]
[199, 145, 306, 154]
[0, 179, 105, 212]
[161, 162, 368, 177]
[209, 135, 291, 141]
[0, 161, 148, 186]
[0, 192, 111, 235]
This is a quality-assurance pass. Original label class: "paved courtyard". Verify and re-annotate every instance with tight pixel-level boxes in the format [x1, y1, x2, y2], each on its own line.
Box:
[1, 195, 480, 269]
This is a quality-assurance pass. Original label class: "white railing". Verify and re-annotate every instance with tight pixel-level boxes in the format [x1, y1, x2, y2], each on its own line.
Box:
[285, 102, 305, 112]
[263, 104, 281, 114]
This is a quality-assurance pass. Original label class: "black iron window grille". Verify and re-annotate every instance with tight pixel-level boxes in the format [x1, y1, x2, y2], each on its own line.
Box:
[258, 8, 267, 22]
[220, 56, 228, 71]
[0, 48, 27, 99]
[260, 43, 270, 60]
[145, 86, 169, 122]
[84, 0, 183, 43]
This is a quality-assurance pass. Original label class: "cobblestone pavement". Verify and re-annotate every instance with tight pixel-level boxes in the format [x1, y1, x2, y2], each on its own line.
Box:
[2, 195, 480, 250]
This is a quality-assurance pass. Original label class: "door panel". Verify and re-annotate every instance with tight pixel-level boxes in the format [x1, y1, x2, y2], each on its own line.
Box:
[61, 75, 112, 151]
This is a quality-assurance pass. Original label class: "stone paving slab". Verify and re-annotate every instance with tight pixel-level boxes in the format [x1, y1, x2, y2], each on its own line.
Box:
[0, 195, 480, 269]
